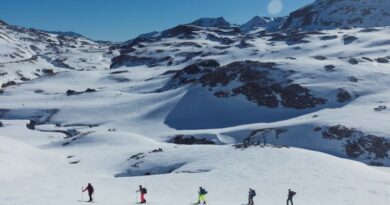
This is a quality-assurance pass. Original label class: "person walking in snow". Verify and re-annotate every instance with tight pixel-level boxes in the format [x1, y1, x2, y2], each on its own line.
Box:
[197, 186, 207, 205]
[82, 183, 94, 202]
[287, 189, 296, 205]
[137, 185, 147, 203]
[248, 188, 256, 205]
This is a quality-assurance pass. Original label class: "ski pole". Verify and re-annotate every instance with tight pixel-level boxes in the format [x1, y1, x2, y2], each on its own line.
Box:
[135, 190, 138, 203]
[81, 187, 84, 201]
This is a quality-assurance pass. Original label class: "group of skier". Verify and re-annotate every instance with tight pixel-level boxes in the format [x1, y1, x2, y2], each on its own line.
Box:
[82, 183, 296, 204]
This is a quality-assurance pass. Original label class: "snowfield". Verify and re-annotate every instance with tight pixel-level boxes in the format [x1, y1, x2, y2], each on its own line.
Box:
[1, 0, 390, 204]
[1, 122, 390, 205]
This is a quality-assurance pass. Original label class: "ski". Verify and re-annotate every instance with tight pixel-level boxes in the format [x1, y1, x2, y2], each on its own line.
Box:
[77, 200, 96, 203]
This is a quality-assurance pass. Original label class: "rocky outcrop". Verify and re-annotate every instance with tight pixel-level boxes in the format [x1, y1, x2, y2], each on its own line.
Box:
[171, 135, 215, 145]
[322, 125, 390, 162]
[162, 60, 327, 109]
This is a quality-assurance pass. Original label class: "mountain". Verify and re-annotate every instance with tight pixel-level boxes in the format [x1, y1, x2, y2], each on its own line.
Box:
[240, 16, 286, 32]
[187, 17, 231, 28]
[0, 19, 114, 88]
[42, 30, 85, 38]
[282, 0, 390, 30]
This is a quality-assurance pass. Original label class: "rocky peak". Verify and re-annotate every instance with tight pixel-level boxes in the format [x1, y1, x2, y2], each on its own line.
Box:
[188, 17, 231, 28]
[241, 16, 286, 33]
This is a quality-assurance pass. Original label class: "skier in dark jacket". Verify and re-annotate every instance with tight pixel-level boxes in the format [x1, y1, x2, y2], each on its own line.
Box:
[197, 187, 207, 204]
[82, 183, 94, 202]
[248, 188, 256, 205]
[287, 189, 296, 205]
[137, 185, 147, 203]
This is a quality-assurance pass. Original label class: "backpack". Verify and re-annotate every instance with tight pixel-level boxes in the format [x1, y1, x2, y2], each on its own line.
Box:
[142, 188, 147, 194]
[200, 188, 207, 195]
[252, 190, 256, 197]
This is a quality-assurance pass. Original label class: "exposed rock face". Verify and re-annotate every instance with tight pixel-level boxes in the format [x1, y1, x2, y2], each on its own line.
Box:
[240, 16, 286, 33]
[171, 135, 215, 145]
[110, 55, 172, 69]
[322, 125, 390, 161]
[163, 60, 327, 109]
[161, 25, 201, 39]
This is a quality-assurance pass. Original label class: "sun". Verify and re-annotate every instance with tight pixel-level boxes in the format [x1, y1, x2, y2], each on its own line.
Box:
[267, 0, 283, 15]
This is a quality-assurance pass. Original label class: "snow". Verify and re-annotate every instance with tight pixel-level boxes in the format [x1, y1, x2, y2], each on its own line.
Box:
[1, 1, 390, 204]
[1, 125, 390, 205]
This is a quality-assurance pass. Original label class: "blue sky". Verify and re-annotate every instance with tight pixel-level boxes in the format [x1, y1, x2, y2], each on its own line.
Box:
[0, 0, 314, 41]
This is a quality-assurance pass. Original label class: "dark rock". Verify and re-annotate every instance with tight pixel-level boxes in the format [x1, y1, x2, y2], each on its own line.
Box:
[362, 57, 373, 62]
[322, 125, 390, 160]
[161, 25, 200, 39]
[1, 81, 17, 88]
[348, 76, 358, 82]
[337, 88, 352, 103]
[280, 84, 326, 109]
[42, 68, 54, 74]
[84, 88, 96, 93]
[320, 35, 338, 40]
[360, 28, 379, 33]
[206, 34, 235, 45]
[313, 55, 327, 60]
[26, 120, 36, 130]
[171, 135, 215, 145]
[176, 42, 202, 48]
[110, 70, 128, 75]
[66, 89, 76, 96]
[324, 65, 335, 72]
[376, 58, 389, 63]
[110, 55, 172, 68]
[51, 59, 74, 69]
[343, 35, 358, 45]
[349, 58, 359, 65]
[313, 126, 322, 132]
[233, 83, 279, 108]
[374, 105, 387, 112]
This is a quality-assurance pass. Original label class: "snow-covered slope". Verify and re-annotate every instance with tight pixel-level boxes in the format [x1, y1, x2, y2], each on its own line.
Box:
[282, 0, 390, 30]
[0, 20, 114, 88]
[1, 121, 390, 205]
[1, 1, 390, 204]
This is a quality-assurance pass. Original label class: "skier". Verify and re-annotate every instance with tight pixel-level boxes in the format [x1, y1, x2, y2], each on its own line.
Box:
[137, 185, 147, 204]
[197, 186, 207, 205]
[248, 188, 256, 205]
[82, 183, 94, 202]
[287, 189, 296, 205]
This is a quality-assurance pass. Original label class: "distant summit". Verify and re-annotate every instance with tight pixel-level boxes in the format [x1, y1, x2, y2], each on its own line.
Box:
[187, 17, 231, 28]
[43, 30, 85, 38]
[240, 16, 286, 33]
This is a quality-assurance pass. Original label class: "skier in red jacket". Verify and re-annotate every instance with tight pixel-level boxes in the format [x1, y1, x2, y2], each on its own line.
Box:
[83, 183, 94, 202]
[137, 185, 147, 203]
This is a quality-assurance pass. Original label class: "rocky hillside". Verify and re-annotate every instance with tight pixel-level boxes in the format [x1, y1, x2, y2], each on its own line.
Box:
[282, 0, 390, 30]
